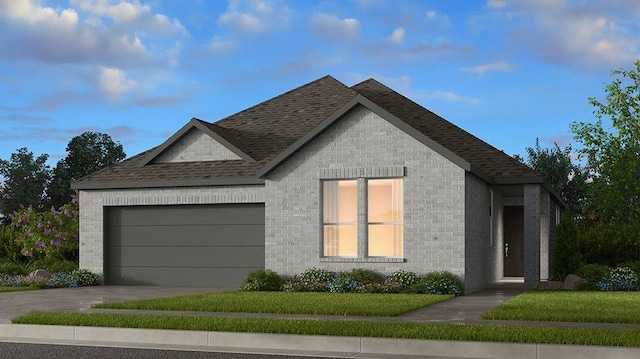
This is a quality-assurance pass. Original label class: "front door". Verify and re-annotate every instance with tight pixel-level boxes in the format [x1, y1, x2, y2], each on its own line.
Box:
[503, 205, 524, 277]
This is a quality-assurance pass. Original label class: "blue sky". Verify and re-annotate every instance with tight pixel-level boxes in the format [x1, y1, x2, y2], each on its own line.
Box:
[1, 0, 639, 166]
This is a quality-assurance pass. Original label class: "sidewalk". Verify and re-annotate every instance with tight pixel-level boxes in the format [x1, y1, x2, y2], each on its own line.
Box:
[1, 286, 640, 358]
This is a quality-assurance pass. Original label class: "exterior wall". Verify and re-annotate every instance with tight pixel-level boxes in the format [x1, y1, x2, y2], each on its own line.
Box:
[464, 173, 501, 292]
[524, 184, 541, 287]
[539, 190, 550, 280]
[79, 186, 264, 278]
[264, 105, 467, 279]
[155, 129, 241, 162]
[493, 190, 505, 280]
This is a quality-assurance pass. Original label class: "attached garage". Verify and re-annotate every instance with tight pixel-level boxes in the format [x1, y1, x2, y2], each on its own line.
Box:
[104, 203, 265, 287]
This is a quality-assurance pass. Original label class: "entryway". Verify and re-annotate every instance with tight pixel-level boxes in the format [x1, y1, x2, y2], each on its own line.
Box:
[503, 205, 524, 277]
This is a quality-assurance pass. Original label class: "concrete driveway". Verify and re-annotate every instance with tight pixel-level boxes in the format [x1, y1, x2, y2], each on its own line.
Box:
[0, 286, 220, 324]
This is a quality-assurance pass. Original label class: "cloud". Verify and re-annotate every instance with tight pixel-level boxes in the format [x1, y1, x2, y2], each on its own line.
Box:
[491, 0, 640, 70]
[419, 91, 481, 105]
[386, 27, 405, 45]
[207, 38, 235, 54]
[99, 67, 136, 100]
[217, 0, 292, 34]
[308, 13, 360, 42]
[464, 61, 513, 75]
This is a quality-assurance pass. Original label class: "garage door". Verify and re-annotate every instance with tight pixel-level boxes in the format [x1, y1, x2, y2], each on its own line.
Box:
[104, 204, 265, 287]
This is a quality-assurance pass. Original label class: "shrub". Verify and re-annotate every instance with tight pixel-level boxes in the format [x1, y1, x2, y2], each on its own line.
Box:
[0, 225, 26, 263]
[576, 282, 600, 291]
[28, 258, 78, 273]
[72, 269, 100, 286]
[0, 273, 18, 287]
[16, 273, 48, 288]
[329, 269, 383, 293]
[298, 268, 336, 283]
[0, 261, 28, 276]
[343, 268, 383, 284]
[617, 261, 640, 277]
[47, 272, 79, 288]
[407, 271, 464, 296]
[385, 270, 419, 288]
[281, 277, 330, 292]
[597, 267, 638, 291]
[551, 209, 582, 280]
[575, 264, 611, 283]
[241, 269, 284, 291]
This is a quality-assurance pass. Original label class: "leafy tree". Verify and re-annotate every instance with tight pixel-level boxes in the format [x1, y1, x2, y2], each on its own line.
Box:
[551, 209, 582, 280]
[48, 132, 126, 207]
[571, 60, 640, 262]
[0, 148, 51, 215]
[516, 139, 589, 215]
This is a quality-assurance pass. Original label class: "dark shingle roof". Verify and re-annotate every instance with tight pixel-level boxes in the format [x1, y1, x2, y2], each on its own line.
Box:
[73, 75, 542, 189]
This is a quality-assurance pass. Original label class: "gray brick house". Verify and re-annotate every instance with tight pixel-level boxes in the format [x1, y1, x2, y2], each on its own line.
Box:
[73, 76, 561, 292]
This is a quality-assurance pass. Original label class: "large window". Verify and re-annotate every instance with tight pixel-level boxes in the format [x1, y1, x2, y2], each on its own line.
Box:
[323, 178, 403, 258]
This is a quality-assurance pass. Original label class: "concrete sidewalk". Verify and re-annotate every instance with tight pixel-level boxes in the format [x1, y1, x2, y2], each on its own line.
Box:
[1, 286, 640, 358]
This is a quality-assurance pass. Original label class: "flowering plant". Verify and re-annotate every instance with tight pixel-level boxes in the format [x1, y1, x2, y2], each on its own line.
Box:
[10, 195, 79, 261]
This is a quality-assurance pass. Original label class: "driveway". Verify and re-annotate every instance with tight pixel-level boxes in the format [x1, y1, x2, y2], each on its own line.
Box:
[0, 286, 220, 324]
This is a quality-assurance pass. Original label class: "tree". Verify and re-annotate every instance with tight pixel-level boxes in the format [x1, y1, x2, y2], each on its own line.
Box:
[551, 209, 582, 280]
[0, 148, 51, 215]
[516, 139, 589, 215]
[48, 132, 126, 207]
[571, 60, 640, 262]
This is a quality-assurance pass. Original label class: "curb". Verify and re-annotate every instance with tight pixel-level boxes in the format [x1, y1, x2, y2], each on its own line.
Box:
[1, 324, 639, 359]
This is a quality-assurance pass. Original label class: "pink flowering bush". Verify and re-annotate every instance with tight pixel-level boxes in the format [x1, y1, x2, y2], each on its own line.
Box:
[10, 195, 79, 261]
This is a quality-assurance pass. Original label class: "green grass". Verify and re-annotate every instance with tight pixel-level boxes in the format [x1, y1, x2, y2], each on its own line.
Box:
[0, 286, 38, 293]
[13, 311, 640, 347]
[482, 291, 640, 323]
[93, 291, 452, 317]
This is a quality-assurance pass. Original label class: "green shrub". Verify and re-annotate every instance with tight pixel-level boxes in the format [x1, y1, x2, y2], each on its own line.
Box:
[0, 261, 28, 276]
[597, 267, 638, 291]
[281, 277, 330, 292]
[28, 259, 78, 273]
[16, 274, 48, 288]
[329, 269, 383, 293]
[241, 270, 284, 291]
[298, 268, 336, 283]
[575, 282, 600, 291]
[0, 226, 25, 263]
[72, 269, 100, 286]
[618, 261, 640, 277]
[385, 270, 419, 288]
[0, 273, 18, 287]
[47, 272, 79, 288]
[575, 264, 611, 283]
[407, 271, 464, 296]
[551, 209, 582, 280]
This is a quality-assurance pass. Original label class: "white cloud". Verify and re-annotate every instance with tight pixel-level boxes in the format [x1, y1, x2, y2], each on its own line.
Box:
[422, 91, 481, 105]
[308, 13, 360, 42]
[207, 38, 235, 54]
[99, 67, 135, 100]
[464, 61, 513, 75]
[492, 0, 640, 70]
[217, 0, 291, 34]
[386, 27, 405, 45]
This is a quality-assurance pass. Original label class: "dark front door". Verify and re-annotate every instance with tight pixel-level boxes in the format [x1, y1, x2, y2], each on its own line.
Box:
[503, 205, 524, 277]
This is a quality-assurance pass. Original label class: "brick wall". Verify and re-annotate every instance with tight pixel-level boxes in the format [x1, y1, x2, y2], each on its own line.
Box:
[155, 129, 241, 162]
[263, 105, 467, 279]
[79, 186, 264, 277]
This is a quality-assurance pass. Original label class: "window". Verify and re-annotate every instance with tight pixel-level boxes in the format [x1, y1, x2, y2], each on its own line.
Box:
[322, 178, 403, 258]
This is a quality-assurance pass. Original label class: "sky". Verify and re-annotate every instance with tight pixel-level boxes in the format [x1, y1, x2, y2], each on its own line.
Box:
[1, 0, 639, 167]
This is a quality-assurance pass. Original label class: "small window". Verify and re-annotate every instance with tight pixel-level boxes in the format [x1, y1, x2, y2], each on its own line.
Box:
[323, 180, 357, 256]
[368, 179, 403, 257]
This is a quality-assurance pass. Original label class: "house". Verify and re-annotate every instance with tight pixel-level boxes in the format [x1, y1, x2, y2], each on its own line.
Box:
[72, 75, 561, 292]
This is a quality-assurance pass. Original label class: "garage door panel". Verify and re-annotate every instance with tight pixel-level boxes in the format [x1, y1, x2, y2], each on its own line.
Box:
[108, 267, 258, 287]
[104, 204, 265, 287]
[108, 204, 264, 226]
[107, 224, 264, 247]
[107, 246, 265, 267]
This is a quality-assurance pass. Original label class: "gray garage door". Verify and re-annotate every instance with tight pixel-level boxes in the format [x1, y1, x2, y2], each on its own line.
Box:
[104, 204, 265, 287]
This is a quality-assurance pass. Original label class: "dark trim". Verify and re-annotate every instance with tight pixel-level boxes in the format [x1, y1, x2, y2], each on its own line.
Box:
[71, 178, 265, 190]
[492, 176, 545, 185]
[257, 94, 472, 178]
[140, 118, 254, 166]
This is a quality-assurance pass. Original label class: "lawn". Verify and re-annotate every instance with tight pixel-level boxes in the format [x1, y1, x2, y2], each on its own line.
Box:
[481, 291, 640, 323]
[0, 286, 38, 293]
[93, 291, 452, 317]
[13, 311, 640, 347]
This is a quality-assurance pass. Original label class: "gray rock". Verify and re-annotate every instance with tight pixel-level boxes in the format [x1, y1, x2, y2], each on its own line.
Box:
[29, 269, 52, 281]
[564, 274, 587, 290]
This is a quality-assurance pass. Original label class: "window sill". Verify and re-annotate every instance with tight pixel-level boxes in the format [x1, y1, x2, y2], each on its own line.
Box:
[320, 257, 406, 263]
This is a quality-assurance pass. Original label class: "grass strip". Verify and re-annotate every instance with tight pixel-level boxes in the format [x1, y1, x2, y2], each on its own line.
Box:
[93, 292, 452, 317]
[482, 291, 640, 324]
[0, 287, 38, 293]
[13, 311, 640, 347]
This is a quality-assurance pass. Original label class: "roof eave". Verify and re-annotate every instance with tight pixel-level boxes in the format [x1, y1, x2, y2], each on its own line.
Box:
[71, 177, 265, 190]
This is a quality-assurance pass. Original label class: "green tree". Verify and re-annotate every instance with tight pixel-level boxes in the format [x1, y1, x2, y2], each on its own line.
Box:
[552, 209, 582, 280]
[48, 132, 126, 207]
[571, 60, 640, 262]
[516, 139, 589, 215]
[0, 148, 51, 215]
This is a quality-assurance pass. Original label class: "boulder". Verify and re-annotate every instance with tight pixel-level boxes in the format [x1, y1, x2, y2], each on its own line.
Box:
[29, 269, 52, 281]
[563, 274, 587, 290]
